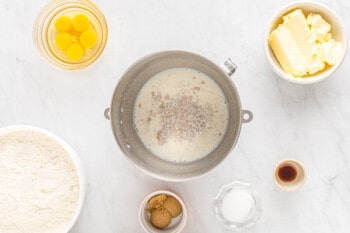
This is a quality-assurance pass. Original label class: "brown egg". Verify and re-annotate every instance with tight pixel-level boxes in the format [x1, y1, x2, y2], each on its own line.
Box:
[150, 207, 172, 229]
[164, 196, 182, 218]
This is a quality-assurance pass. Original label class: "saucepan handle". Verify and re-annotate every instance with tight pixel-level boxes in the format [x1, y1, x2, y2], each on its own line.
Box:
[221, 58, 237, 77]
[242, 110, 253, 123]
[104, 107, 111, 120]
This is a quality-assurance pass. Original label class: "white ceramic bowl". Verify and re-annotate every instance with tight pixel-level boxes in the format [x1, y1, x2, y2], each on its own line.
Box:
[0, 125, 86, 233]
[139, 190, 187, 233]
[264, 1, 347, 84]
[273, 158, 307, 192]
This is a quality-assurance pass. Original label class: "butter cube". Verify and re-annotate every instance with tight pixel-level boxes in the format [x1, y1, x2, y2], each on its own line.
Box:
[318, 39, 342, 65]
[316, 32, 332, 43]
[307, 13, 331, 36]
[308, 55, 326, 75]
[283, 9, 314, 44]
[269, 25, 308, 76]
[284, 10, 319, 72]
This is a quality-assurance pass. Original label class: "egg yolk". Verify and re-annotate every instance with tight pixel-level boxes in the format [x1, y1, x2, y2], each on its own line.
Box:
[55, 33, 73, 50]
[80, 30, 97, 49]
[72, 14, 90, 32]
[66, 43, 84, 61]
[54, 13, 98, 61]
[55, 16, 72, 32]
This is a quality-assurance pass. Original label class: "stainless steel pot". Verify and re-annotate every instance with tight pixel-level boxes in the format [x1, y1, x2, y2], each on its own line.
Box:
[105, 51, 252, 181]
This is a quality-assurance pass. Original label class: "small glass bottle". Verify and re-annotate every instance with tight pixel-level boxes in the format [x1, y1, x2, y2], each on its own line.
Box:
[33, 0, 108, 70]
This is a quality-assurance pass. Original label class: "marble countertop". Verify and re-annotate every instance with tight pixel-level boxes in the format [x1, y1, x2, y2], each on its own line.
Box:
[1, 0, 349, 232]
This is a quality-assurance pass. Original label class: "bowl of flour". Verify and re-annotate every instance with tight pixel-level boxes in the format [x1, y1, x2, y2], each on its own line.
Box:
[0, 125, 86, 233]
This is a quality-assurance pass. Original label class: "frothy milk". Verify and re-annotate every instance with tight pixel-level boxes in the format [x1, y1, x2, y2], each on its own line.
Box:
[133, 68, 229, 162]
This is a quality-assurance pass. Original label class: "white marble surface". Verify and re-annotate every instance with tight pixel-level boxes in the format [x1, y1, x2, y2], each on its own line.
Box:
[0, 0, 350, 232]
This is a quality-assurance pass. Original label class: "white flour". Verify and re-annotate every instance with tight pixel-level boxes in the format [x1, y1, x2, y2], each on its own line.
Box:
[0, 130, 80, 233]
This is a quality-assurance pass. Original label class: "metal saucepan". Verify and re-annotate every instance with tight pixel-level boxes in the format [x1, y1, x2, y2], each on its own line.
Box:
[105, 50, 252, 181]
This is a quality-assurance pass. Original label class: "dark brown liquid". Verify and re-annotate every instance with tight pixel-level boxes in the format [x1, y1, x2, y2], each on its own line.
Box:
[278, 165, 297, 182]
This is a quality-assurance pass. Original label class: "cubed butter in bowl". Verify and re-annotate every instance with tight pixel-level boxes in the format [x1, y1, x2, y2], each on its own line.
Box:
[264, 1, 347, 84]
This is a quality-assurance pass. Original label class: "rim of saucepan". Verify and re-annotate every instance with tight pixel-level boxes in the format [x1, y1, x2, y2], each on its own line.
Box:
[0, 125, 86, 232]
[264, 1, 348, 84]
[109, 50, 243, 181]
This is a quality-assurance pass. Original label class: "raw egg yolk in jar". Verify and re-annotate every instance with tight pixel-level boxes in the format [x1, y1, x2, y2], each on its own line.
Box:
[54, 14, 98, 61]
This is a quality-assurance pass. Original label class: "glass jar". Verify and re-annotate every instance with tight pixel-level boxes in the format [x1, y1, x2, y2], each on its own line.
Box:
[214, 181, 262, 231]
[33, 0, 108, 70]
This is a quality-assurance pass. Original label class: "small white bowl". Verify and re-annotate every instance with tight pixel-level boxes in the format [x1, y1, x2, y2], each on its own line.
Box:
[139, 190, 187, 233]
[264, 1, 347, 84]
[274, 158, 307, 192]
[0, 125, 86, 232]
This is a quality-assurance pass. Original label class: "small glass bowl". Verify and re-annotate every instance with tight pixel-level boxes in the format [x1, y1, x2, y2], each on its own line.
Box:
[214, 181, 262, 231]
[33, 0, 108, 71]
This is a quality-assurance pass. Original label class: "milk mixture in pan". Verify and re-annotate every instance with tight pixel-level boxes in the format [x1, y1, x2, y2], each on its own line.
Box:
[133, 68, 229, 162]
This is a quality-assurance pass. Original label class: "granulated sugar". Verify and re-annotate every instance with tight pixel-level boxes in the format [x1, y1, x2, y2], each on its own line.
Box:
[0, 130, 80, 233]
[221, 187, 255, 223]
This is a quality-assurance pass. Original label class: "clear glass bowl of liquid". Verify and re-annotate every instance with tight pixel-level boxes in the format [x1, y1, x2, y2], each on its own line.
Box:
[33, 0, 108, 70]
[214, 181, 262, 231]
